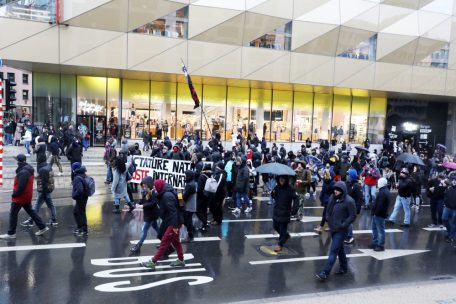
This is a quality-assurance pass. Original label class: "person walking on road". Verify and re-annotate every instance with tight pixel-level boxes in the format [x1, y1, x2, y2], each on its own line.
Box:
[0, 154, 49, 239]
[66, 140, 83, 181]
[232, 156, 252, 214]
[271, 175, 298, 252]
[141, 179, 185, 270]
[386, 168, 415, 228]
[21, 160, 57, 227]
[71, 162, 89, 236]
[182, 170, 197, 242]
[361, 161, 381, 209]
[316, 181, 356, 281]
[442, 175, 456, 243]
[111, 156, 135, 214]
[314, 170, 335, 233]
[48, 135, 63, 175]
[130, 176, 160, 253]
[104, 138, 117, 184]
[370, 177, 390, 251]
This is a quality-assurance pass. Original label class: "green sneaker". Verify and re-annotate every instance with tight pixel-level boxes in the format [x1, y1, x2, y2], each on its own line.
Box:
[170, 259, 185, 267]
[141, 260, 156, 270]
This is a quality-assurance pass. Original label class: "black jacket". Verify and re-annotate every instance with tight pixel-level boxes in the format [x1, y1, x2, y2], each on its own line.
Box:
[67, 142, 83, 163]
[234, 164, 249, 193]
[326, 182, 356, 232]
[72, 166, 88, 201]
[372, 186, 390, 218]
[49, 139, 60, 156]
[37, 163, 54, 194]
[319, 180, 335, 206]
[140, 191, 160, 222]
[212, 166, 227, 202]
[397, 176, 415, 198]
[345, 180, 363, 214]
[427, 178, 446, 200]
[444, 186, 456, 210]
[272, 180, 298, 223]
[157, 183, 183, 228]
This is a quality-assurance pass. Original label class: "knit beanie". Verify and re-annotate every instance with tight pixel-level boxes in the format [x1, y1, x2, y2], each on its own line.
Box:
[153, 179, 165, 193]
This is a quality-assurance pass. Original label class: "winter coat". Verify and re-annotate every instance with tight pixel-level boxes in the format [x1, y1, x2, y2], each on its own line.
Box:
[319, 180, 335, 206]
[72, 166, 88, 201]
[234, 164, 249, 193]
[140, 191, 160, 222]
[427, 178, 446, 201]
[111, 168, 128, 198]
[36, 163, 54, 194]
[67, 142, 83, 163]
[326, 182, 356, 233]
[35, 142, 47, 159]
[271, 180, 298, 223]
[361, 167, 380, 186]
[157, 183, 183, 228]
[212, 166, 227, 203]
[444, 186, 456, 210]
[104, 145, 117, 165]
[397, 176, 415, 198]
[345, 179, 363, 214]
[12, 163, 35, 204]
[23, 129, 32, 142]
[183, 171, 197, 212]
[49, 138, 60, 156]
[372, 186, 390, 218]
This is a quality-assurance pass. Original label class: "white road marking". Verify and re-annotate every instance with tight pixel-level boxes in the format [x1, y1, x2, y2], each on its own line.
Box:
[299, 216, 323, 223]
[249, 249, 429, 265]
[91, 254, 195, 266]
[223, 219, 272, 223]
[245, 232, 318, 239]
[352, 229, 403, 234]
[94, 266, 205, 278]
[130, 237, 221, 245]
[423, 227, 447, 231]
[0, 243, 85, 252]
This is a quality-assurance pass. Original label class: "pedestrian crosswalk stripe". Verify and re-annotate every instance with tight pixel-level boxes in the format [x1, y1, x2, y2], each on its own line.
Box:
[423, 227, 446, 231]
[0, 243, 85, 252]
[246, 232, 318, 239]
[353, 229, 403, 234]
[130, 237, 221, 245]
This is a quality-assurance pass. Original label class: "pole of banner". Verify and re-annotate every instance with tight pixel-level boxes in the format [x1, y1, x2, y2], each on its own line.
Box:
[0, 79, 3, 187]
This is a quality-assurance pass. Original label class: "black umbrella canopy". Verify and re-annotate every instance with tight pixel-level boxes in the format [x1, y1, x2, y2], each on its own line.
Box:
[256, 163, 296, 176]
[396, 153, 425, 166]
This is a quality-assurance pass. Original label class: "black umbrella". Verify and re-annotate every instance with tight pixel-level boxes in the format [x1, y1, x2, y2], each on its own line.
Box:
[256, 163, 296, 176]
[396, 153, 425, 166]
[355, 146, 370, 153]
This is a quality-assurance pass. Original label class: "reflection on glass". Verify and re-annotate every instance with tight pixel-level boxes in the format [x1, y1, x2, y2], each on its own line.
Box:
[0, 0, 56, 23]
[77, 76, 106, 117]
[248, 22, 292, 51]
[293, 92, 313, 142]
[416, 44, 449, 69]
[227, 87, 249, 142]
[132, 6, 188, 39]
[350, 96, 369, 144]
[203, 85, 226, 141]
[338, 34, 377, 61]
[312, 93, 332, 141]
[251, 89, 272, 141]
[177, 82, 202, 139]
[332, 95, 351, 143]
[33, 73, 60, 127]
[60, 75, 77, 126]
[271, 90, 292, 142]
[122, 79, 149, 140]
[367, 97, 387, 144]
[151, 81, 175, 139]
[107, 78, 120, 138]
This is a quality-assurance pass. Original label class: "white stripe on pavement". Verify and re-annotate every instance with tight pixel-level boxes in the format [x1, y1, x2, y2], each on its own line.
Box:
[353, 229, 403, 234]
[223, 219, 272, 223]
[423, 227, 446, 231]
[91, 254, 195, 266]
[250, 253, 368, 265]
[94, 267, 206, 278]
[130, 237, 221, 245]
[245, 232, 318, 239]
[0, 243, 85, 252]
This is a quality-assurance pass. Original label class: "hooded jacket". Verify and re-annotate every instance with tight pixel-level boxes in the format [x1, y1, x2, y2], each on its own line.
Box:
[36, 162, 54, 194]
[234, 159, 249, 193]
[183, 170, 197, 212]
[444, 185, 456, 210]
[326, 181, 356, 232]
[157, 183, 183, 228]
[140, 176, 160, 222]
[12, 162, 35, 204]
[397, 175, 415, 198]
[319, 179, 335, 206]
[271, 177, 298, 223]
[72, 166, 88, 201]
[67, 141, 83, 163]
[49, 136, 60, 156]
[372, 185, 391, 218]
[345, 179, 363, 213]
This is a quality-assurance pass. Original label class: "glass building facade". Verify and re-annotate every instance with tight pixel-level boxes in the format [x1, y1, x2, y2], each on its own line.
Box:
[32, 72, 386, 146]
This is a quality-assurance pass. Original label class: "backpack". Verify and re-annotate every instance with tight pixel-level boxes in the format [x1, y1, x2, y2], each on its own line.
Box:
[84, 175, 96, 197]
[204, 174, 222, 197]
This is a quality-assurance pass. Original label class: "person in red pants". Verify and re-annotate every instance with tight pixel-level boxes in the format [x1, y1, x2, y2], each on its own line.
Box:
[141, 179, 185, 269]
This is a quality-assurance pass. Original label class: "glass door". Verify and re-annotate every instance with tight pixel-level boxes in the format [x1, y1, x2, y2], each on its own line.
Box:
[93, 116, 107, 146]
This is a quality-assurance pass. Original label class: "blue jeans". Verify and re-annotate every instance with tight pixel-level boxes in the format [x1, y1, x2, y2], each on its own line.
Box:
[388, 195, 411, 225]
[372, 215, 386, 247]
[323, 231, 348, 275]
[82, 138, 89, 150]
[114, 195, 131, 206]
[33, 192, 57, 221]
[442, 207, 456, 239]
[346, 224, 353, 238]
[24, 141, 31, 154]
[106, 164, 113, 183]
[5, 133, 12, 145]
[364, 185, 376, 206]
[236, 192, 251, 208]
[137, 220, 159, 246]
[430, 199, 444, 225]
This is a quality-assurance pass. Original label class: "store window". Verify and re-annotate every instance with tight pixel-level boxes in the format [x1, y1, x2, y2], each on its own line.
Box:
[271, 90, 292, 142]
[122, 79, 150, 140]
[331, 95, 351, 143]
[151, 81, 176, 139]
[226, 87, 250, 142]
[107, 78, 120, 138]
[7, 72, 15, 82]
[368, 97, 387, 144]
[293, 91, 313, 142]
[312, 93, 332, 142]
[60, 75, 77, 125]
[248, 22, 292, 51]
[132, 6, 188, 39]
[23, 90, 29, 100]
[202, 85, 226, 141]
[350, 96, 369, 144]
[251, 88, 272, 141]
[176, 82, 202, 140]
[416, 44, 449, 69]
[33, 73, 60, 126]
[23, 73, 29, 84]
[77, 76, 106, 116]
[338, 34, 377, 61]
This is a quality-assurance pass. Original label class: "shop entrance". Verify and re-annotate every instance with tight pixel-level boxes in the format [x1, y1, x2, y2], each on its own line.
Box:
[76, 115, 107, 147]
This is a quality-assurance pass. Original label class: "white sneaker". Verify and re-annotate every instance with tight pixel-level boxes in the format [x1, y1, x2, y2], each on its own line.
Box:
[0, 234, 16, 239]
[25, 154, 31, 157]
[58, 172, 63, 176]
[232, 208, 241, 214]
[35, 227, 49, 236]
[245, 207, 252, 213]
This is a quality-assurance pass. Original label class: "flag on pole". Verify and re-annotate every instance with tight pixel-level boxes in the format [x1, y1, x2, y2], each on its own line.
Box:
[182, 63, 200, 109]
